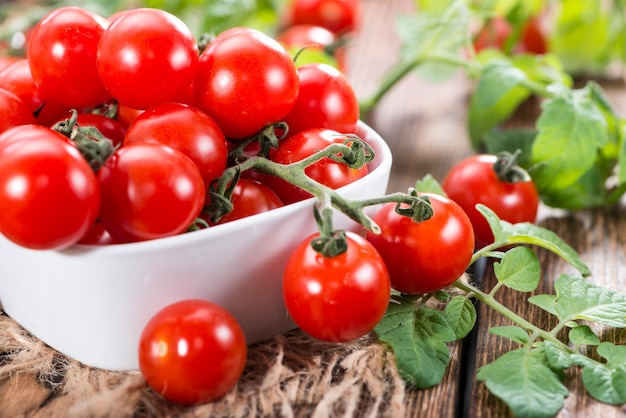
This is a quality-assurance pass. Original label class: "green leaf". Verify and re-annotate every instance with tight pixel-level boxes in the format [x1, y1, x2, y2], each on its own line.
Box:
[569, 324, 601, 347]
[493, 246, 541, 292]
[489, 326, 530, 345]
[375, 298, 456, 389]
[477, 348, 569, 418]
[528, 294, 558, 317]
[468, 59, 532, 147]
[531, 85, 609, 195]
[542, 340, 574, 370]
[484, 129, 536, 168]
[414, 174, 447, 196]
[550, 275, 626, 327]
[476, 204, 591, 276]
[444, 296, 476, 339]
[572, 342, 626, 405]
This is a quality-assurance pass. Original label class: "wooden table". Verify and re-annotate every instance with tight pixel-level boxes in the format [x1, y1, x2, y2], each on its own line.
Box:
[1, 0, 626, 416]
[350, 1, 626, 417]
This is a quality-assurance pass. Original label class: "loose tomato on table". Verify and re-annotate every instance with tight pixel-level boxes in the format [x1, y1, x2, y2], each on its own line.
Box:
[265, 128, 369, 204]
[123, 102, 228, 188]
[27, 6, 111, 109]
[97, 143, 205, 243]
[366, 193, 475, 294]
[442, 153, 539, 248]
[282, 231, 390, 342]
[97, 8, 199, 110]
[138, 299, 247, 406]
[0, 125, 100, 250]
[194, 27, 300, 140]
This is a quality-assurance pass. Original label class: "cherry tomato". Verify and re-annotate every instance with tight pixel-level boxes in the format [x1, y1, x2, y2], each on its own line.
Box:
[0, 58, 44, 114]
[366, 193, 475, 294]
[97, 8, 199, 110]
[0, 126, 100, 250]
[98, 143, 205, 243]
[115, 103, 144, 129]
[267, 128, 369, 204]
[124, 102, 228, 188]
[283, 0, 362, 35]
[518, 16, 548, 55]
[52, 112, 126, 148]
[78, 221, 116, 245]
[283, 231, 390, 342]
[473, 16, 512, 53]
[276, 24, 347, 71]
[138, 299, 247, 405]
[205, 178, 283, 225]
[194, 27, 300, 139]
[27, 6, 111, 108]
[442, 154, 539, 247]
[0, 88, 36, 134]
[282, 63, 359, 137]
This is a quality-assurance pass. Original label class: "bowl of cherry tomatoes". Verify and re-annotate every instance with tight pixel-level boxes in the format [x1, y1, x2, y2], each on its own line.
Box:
[0, 120, 392, 371]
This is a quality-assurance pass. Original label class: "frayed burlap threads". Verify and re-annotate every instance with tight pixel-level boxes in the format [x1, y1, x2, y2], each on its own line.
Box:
[1, 311, 407, 417]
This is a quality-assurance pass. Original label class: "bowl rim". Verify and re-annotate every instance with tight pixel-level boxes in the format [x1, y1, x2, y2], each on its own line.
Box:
[64, 120, 392, 257]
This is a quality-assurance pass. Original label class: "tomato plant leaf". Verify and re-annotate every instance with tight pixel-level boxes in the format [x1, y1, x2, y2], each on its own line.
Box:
[468, 59, 531, 147]
[572, 342, 626, 405]
[477, 348, 569, 418]
[444, 296, 476, 339]
[414, 173, 447, 196]
[568, 324, 601, 347]
[493, 246, 541, 292]
[483, 129, 536, 168]
[375, 298, 456, 389]
[476, 204, 591, 276]
[489, 325, 530, 345]
[541, 340, 573, 370]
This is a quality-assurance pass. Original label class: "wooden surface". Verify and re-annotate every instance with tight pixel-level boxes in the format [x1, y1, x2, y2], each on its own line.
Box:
[1, 0, 626, 416]
[349, 0, 626, 417]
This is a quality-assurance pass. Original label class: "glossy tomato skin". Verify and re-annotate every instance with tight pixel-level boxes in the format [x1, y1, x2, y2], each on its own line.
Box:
[138, 299, 247, 406]
[97, 8, 198, 110]
[283, 0, 362, 35]
[206, 178, 283, 225]
[442, 154, 539, 248]
[27, 6, 111, 108]
[124, 102, 228, 188]
[0, 88, 36, 134]
[282, 63, 358, 137]
[283, 231, 390, 342]
[194, 28, 299, 139]
[0, 126, 100, 250]
[367, 193, 475, 294]
[98, 143, 205, 243]
[73, 113, 127, 148]
[276, 24, 347, 71]
[267, 128, 369, 204]
[0, 58, 44, 114]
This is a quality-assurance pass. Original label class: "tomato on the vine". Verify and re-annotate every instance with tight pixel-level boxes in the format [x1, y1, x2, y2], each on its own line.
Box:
[282, 63, 358, 137]
[27, 6, 111, 108]
[124, 102, 228, 188]
[138, 299, 247, 406]
[266, 128, 369, 204]
[473, 16, 512, 53]
[205, 178, 283, 225]
[442, 153, 539, 248]
[97, 8, 199, 110]
[518, 16, 548, 55]
[98, 143, 205, 243]
[283, 231, 390, 342]
[366, 193, 475, 294]
[0, 125, 100, 250]
[194, 27, 300, 139]
[283, 0, 362, 35]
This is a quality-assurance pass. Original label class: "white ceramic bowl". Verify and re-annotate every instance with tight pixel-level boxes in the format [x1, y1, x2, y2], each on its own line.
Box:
[0, 121, 392, 371]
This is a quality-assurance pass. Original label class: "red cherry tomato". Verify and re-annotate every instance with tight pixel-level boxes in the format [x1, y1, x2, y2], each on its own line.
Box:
[124, 102, 228, 188]
[518, 16, 548, 55]
[283, 231, 390, 342]
[282, 63, 359, 137]
[0, 125, 100, 250]
[473, 16, 513, 53]
[138, 299, 247, 406]
[206, 178, 283, 225]
[276, 24, 347, 71]
[115, 103, 144, 129]
[194, 28, 300, 139]
[97, 8, 199, 110]
[0, 88, 36, 134]
[366, 193, 475, 294]
[98, 143, 205, 243]
[442, 154, 539, 247]
[267, 128, 369, 204]
[27, 6, 111, 108]
[283, 0, 362, 35]
[0, 58, 44, 114]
